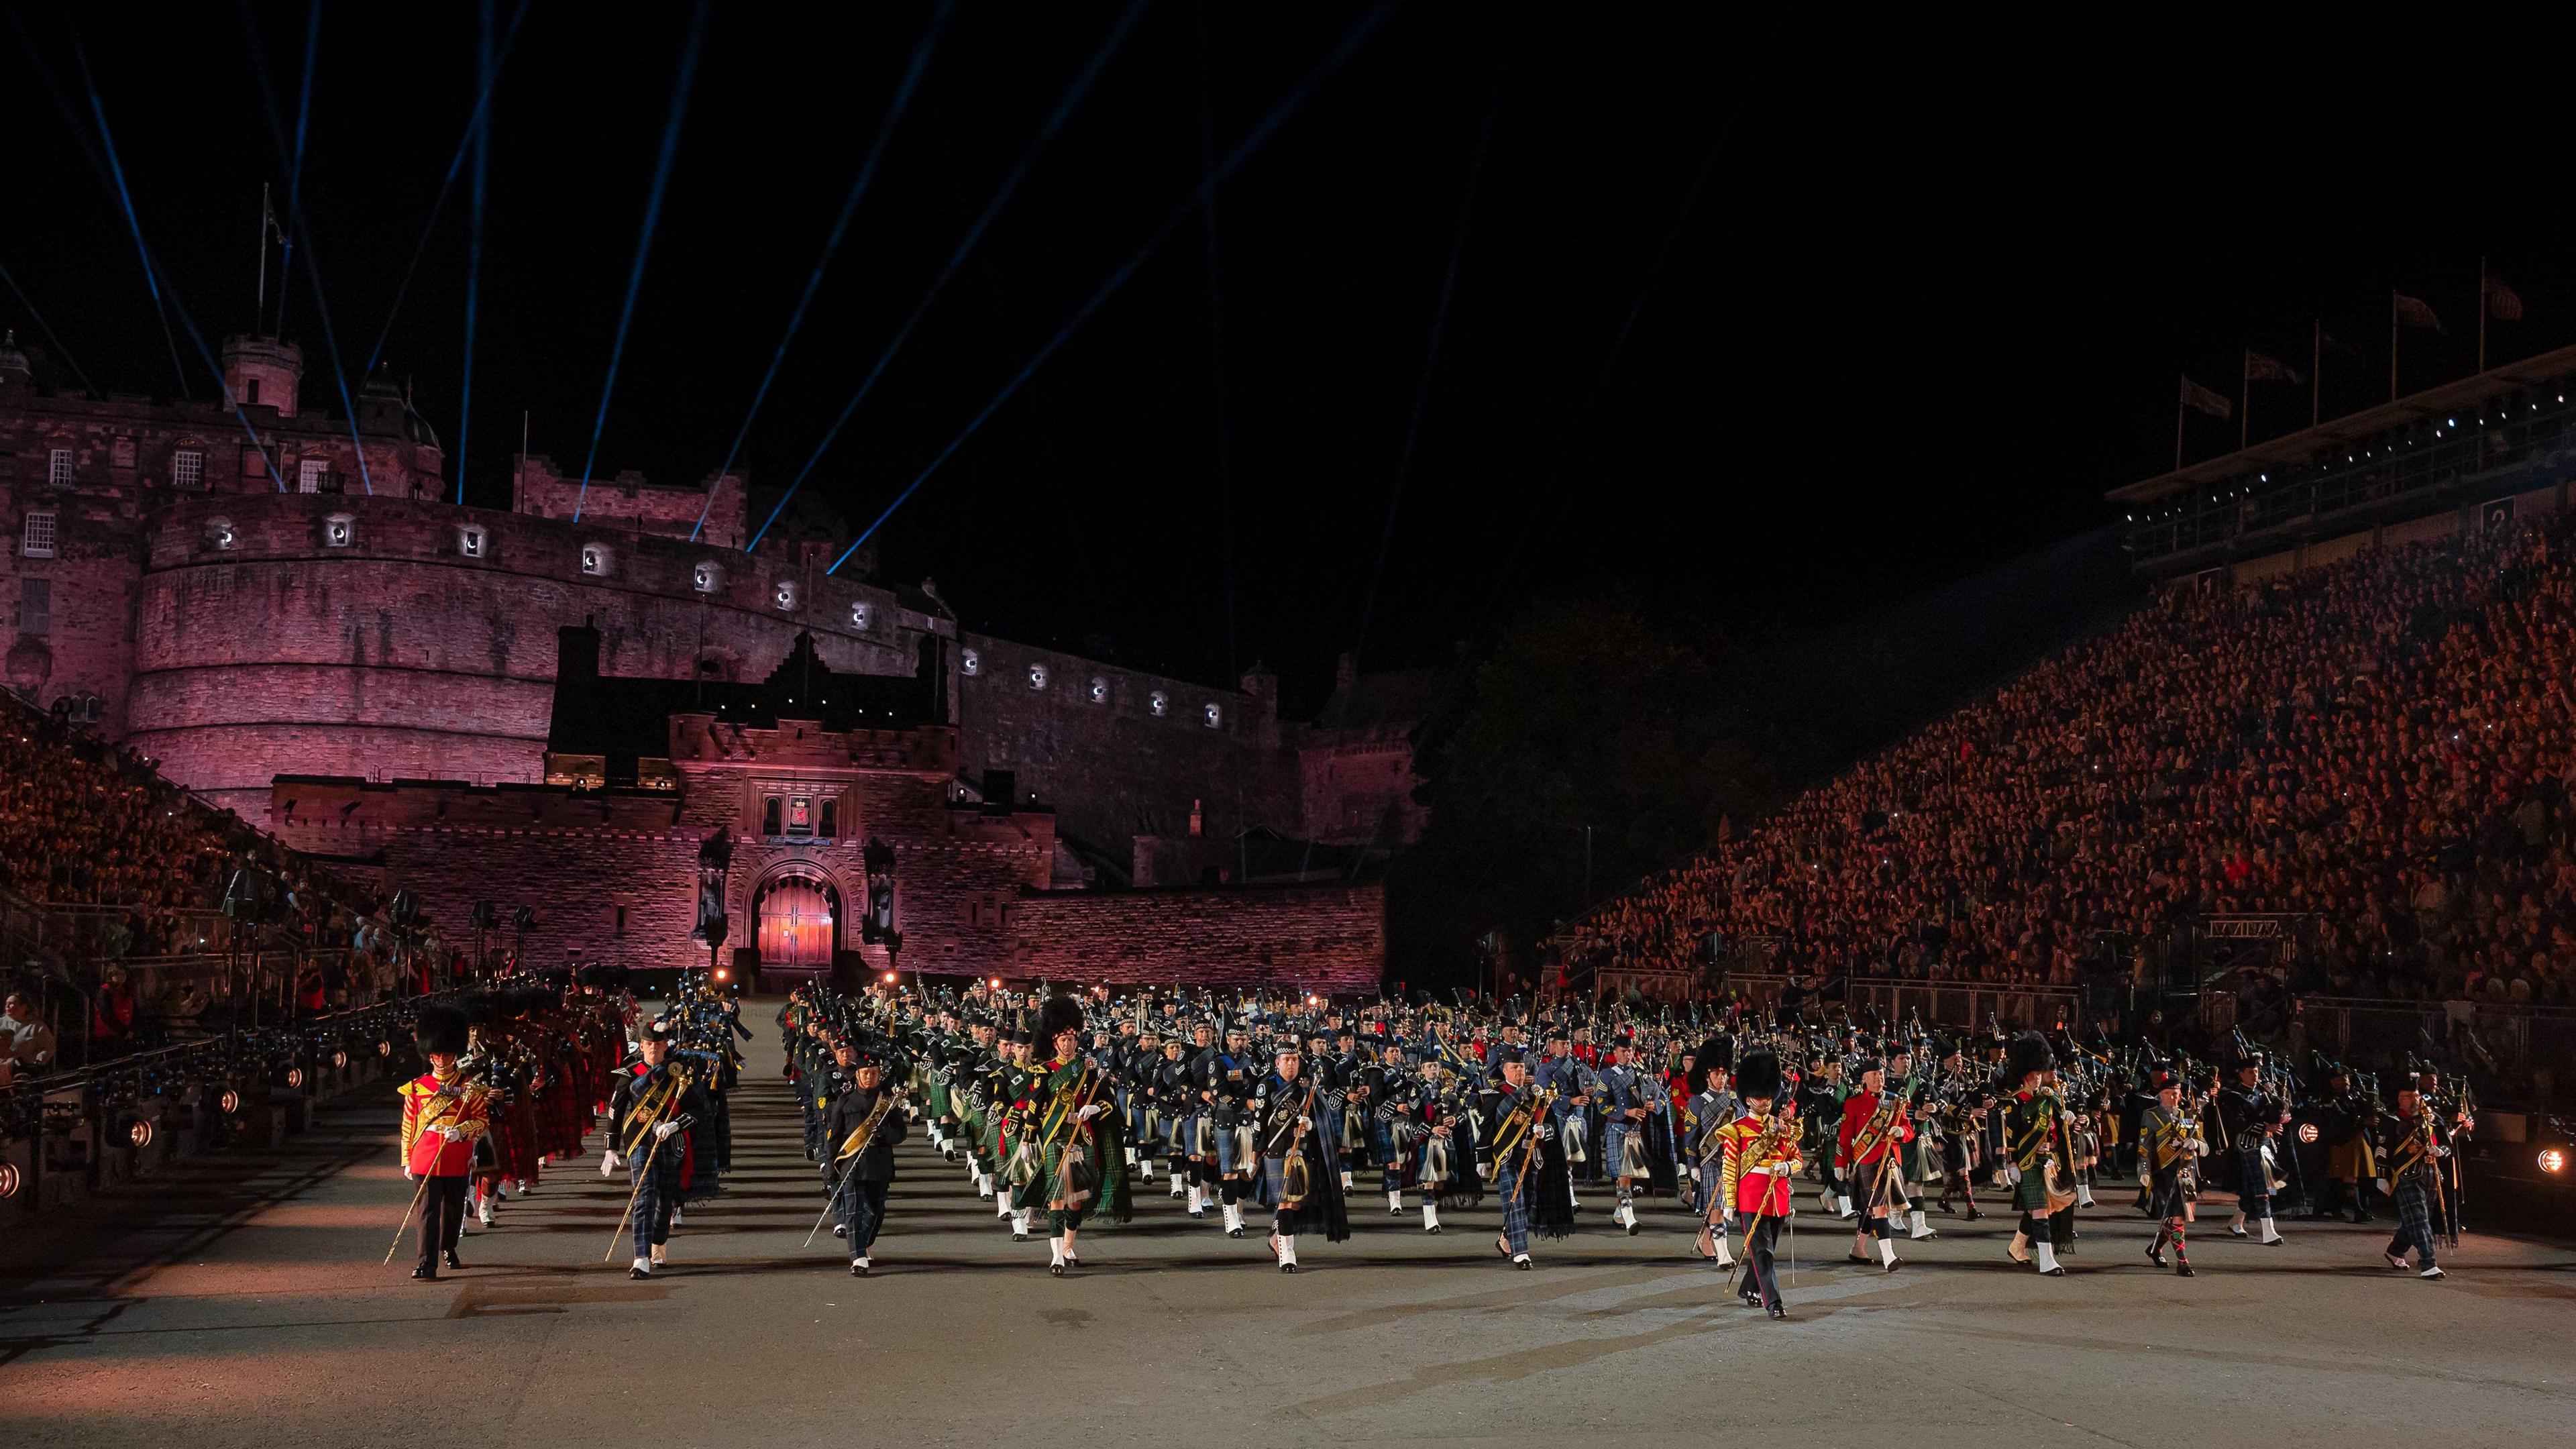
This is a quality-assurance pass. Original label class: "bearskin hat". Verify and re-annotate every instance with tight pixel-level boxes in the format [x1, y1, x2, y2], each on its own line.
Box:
[414, 1003, 470, 1057]
[1735, 1048, 1782, 1102]
[1693, 1036, 1733, 1089]
[460, 991, 500, 1028]
[1036, 994, 1085, 1042]
[2004, 1030, 2054, 1084]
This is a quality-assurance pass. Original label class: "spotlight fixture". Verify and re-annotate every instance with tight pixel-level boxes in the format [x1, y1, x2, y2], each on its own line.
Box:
[284, 1067, 307, 1090]
[0, 1161, 19, 1198]
[333, 1049, 349, 1069]
[217, 1088, 243, 1116]
[2296, 1122, 2319, 1144]
[126, 1118, 155, 1150]
[2541, 1147, 2568, 1175]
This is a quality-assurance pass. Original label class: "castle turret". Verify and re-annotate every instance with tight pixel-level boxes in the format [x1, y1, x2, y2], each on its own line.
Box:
[221, 335, 303, 417]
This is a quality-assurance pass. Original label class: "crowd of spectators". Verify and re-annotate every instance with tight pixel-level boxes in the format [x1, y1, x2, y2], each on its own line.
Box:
[1576, 511, 2576, 1010]
[3, 694, 456, 1067]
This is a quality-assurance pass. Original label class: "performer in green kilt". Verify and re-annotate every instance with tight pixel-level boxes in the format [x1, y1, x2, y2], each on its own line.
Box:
[1011, 996, 1131, 1275]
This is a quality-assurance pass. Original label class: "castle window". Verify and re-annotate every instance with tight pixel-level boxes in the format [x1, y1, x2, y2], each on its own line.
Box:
[851, 600, 871, 631]
[458, 525, 487, 559]
[1148, 690, 1167, 717]
[110, 437, 136, 470]
[1203, 701, 1222, 729]
[614, 905, 627, 937]
[1089, 677, 1108, 704]
[19, 578, 50, 637]
[580, 543, 608, 576]
[298, 458, 327, 494]
[786, 796, 813, 837]
[773, 580, 798, 611]
[323, 513, 355, 548]
[244, 378, 262, 406]
[241, 445, 267, 478]
[1027, 662, 1049, 691]
[21, 509, 56, 558]
[170, 449, 205, 490]
[762, 796, 782, 836]
[46, 447, 71, 486]
[207, 516, 237, 551]
[819, 798, 838, 838]
[692, 561, 721, 593]
[961, 648, 979, 676]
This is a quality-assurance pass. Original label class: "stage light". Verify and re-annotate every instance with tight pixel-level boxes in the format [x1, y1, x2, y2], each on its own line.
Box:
[218, 1088, 243, 1116]
[714, 967, 731, 982]
[0, 1161, 18, 1198]
[378, 1040, 393, 1057]
[333, 1049, 348, 1069]
[2297, 1122, 2318, 1144]
[284, 1067, 307, 1090]
[126, 1118, 154, 1149]
[882, 971, 896, 983]
[988, 977, 1002, 989]
[2540, 1147, 2566, 1175]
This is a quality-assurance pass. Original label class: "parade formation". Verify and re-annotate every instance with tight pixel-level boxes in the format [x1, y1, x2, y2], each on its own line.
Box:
[725, 975, 2475, 1311]
[380, 971, 2483, 1314]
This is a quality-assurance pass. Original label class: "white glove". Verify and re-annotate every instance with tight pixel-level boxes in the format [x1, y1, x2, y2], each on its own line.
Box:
[2374, 1177, 2389, 1193]
[1534, 1123, 1555, 1142]
[437, 1125, 464, 1142]
[653, 1121, 679, 1141]
[1297, 1116, 1312, 1131]
[1077, 1103, 1106, 1121]
[403, 1167, 417, 1181]
[602, 1153, 620, 1174]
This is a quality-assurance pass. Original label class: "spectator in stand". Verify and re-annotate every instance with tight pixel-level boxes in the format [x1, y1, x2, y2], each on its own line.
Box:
[1574, 515, 2576, 1012]
[2, 989, 59, 1075]
[93, 963, 137, 1055]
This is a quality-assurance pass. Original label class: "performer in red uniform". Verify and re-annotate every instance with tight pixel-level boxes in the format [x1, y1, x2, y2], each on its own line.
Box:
[398, 1004, 490, 1281]
[1835, 1058, 1913, 1271]
[1716, 1049, 1803, 1320]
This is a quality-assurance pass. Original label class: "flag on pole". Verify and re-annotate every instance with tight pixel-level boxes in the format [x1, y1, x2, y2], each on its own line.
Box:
[2392, 292, 2443, 331]
[2244, 352, 2302, 384]
[2485, 273, 2524, 321]
[2180, 374, 2232, 420]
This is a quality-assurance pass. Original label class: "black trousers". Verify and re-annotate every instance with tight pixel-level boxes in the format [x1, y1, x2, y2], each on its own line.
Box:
[1741, 1214, 1784, 1309]
[835, 1177, 890, 1254]
[416, 1175, 468, 1271]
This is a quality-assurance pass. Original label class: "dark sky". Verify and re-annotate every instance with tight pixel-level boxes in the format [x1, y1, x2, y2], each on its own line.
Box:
[7, 4, 2573, 714]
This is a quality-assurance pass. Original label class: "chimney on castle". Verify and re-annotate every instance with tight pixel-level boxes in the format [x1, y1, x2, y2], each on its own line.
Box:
[557, 618, 602, 683]
[222, 335, 303, 417]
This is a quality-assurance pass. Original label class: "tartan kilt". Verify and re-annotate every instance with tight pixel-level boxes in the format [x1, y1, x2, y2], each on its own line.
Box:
[2010, 1166, 2049, 1214]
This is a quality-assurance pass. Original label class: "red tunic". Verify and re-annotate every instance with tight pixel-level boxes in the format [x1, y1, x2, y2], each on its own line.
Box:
[1835, 1090, 1913, 1169]
[398, 1071, 491, 1176]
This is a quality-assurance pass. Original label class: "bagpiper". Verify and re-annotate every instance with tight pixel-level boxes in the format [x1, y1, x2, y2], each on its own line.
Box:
[602, 1018, 713, 1279]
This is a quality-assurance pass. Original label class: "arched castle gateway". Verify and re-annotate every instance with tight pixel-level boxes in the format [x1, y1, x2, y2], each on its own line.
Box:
[3, 332, 1409, 987]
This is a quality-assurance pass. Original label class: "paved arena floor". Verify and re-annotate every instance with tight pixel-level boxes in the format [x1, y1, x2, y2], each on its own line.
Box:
[4, 1003, 2571, 1448]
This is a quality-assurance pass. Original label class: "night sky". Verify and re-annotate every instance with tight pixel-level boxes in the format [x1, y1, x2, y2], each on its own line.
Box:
[5, 4, 2571, 714]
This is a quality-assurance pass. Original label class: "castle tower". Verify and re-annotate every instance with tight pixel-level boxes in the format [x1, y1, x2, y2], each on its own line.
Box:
[221, 334, 303, 417]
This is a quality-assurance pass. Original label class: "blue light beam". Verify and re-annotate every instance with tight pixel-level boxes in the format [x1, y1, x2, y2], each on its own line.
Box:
[827, 2, 1393, 574]
[574, 0, 712, 523]
[692, 0, 955, 543]
[746, 0, 1151, 553]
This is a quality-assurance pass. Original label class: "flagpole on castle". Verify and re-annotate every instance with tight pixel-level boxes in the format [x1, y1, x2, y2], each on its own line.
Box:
[256, 182, 270, 329]
[2239, 349, 2251, 451]
[2318, 315, 2339, 423]
[2174, 373, 2186, 472]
